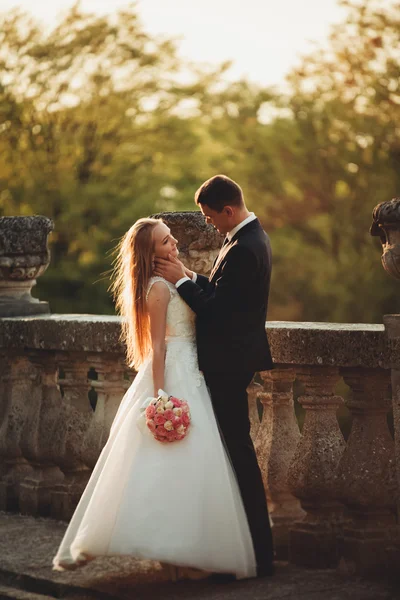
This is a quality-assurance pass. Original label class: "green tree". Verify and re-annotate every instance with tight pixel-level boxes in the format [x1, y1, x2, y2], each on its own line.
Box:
[0, 5, 224, 312]
[261, 0, 400, 322]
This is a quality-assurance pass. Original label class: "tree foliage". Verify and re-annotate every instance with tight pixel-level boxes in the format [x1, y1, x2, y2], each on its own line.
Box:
[265, 0, 400, 321]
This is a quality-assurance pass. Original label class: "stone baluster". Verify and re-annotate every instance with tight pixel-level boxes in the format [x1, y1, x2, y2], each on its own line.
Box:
[247, 379, 262, 442]
[82, 354, 129, 469]
[0, 355, 37, 511]
[50, 354, 92, 521]
[336, 367, 396, 576]
[19, 352, 64, 516]
[256, 368, 304, 559]
[287, 367, 345, 568]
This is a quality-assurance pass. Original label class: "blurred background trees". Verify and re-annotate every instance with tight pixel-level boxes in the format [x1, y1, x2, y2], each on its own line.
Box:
[0, 0, 399, 320]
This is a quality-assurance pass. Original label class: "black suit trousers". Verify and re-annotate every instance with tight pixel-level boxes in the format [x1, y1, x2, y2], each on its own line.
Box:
[204, 371, 274, 570]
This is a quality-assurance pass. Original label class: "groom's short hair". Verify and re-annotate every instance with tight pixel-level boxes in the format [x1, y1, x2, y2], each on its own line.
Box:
[195, 175, 244, 212]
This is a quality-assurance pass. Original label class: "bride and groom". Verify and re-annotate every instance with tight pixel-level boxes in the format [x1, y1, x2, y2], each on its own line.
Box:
[53, 174, 274, 581]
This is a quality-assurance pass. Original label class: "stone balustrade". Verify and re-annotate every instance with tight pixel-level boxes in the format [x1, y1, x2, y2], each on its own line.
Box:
[0, 316, 397, 576]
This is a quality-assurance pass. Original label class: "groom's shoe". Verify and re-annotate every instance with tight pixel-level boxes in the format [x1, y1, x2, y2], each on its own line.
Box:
[256, 563, 275, 578]
[208, 572, 236, 584]
[207, 563, 275, 584]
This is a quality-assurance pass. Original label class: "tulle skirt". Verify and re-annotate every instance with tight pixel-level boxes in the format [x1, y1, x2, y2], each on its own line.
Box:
[52, 337, 256, 579]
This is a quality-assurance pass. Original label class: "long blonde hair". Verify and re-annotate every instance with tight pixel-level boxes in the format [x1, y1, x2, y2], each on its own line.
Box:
[110, 218, 161, 368]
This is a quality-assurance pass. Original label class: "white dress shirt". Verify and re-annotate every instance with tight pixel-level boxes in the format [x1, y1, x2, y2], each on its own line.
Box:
[175, 272, 197, 288]
[175, 213, 257, 288]
[226, 212, 256, 241]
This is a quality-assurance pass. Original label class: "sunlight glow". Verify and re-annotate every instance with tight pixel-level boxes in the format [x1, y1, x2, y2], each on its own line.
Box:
[1, 0, 350, 88]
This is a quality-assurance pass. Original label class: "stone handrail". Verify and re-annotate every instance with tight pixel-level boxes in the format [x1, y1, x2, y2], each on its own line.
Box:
[0, 316, 397, 576]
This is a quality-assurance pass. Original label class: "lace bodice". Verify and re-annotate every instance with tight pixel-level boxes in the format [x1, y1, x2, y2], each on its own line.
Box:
[146, 276, 196, 340]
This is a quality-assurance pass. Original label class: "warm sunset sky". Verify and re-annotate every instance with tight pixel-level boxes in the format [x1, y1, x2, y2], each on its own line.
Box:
[1, 0, 349, 87]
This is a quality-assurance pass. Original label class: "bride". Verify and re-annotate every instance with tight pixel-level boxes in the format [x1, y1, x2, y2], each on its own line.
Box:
[52, 217, 256, 579]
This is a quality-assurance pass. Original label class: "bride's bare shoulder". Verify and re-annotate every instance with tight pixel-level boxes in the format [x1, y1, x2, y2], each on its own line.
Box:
[146, 277, 173, 303]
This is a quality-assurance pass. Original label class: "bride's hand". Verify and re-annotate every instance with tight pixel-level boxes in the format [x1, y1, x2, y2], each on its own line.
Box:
[154, 255, 186, 284]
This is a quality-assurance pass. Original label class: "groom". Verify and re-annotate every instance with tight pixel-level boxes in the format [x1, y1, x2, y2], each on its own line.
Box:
[155, 174, 274, 578]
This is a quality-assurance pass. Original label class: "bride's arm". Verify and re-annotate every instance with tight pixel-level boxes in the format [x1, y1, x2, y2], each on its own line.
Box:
[147, 282, 170, 396]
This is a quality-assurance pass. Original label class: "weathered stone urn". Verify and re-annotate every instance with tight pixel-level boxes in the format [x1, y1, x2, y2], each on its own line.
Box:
[370, 197, 400, 279]
[150, 211, 224, 276]
[0, 216, 54, 317]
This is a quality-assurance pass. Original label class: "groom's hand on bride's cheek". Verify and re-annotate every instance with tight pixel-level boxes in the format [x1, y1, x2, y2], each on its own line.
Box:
[154, 256, 186, 284]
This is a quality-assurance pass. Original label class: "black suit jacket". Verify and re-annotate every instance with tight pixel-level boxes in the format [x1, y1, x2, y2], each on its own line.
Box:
[177, 218, 273, 374]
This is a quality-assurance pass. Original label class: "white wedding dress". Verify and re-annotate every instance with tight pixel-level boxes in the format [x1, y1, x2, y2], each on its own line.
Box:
[52, 276, 256, 579]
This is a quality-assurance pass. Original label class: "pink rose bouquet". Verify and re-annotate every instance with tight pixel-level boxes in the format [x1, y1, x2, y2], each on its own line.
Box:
[144, 391, 191, 443]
